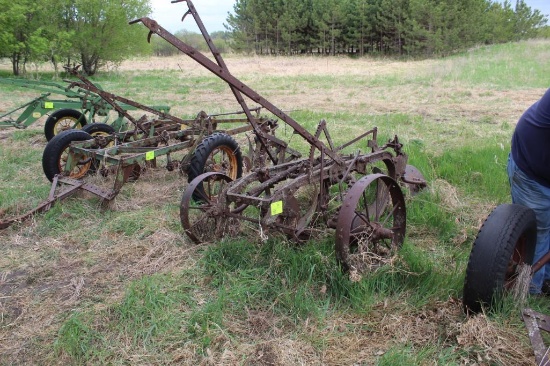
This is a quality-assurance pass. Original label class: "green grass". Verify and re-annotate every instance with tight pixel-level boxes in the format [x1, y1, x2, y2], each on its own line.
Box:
[1, 39, 549, 365]
[51, 237, 468, 363]
[440, 40, 550, 88]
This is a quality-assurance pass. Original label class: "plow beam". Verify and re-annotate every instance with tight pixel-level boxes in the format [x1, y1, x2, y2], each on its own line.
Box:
[131, 13, 344, 166]
[0, 176, 115, 230]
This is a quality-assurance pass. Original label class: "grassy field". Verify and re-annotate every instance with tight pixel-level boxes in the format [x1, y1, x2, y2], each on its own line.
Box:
[0, 39, 549, 365]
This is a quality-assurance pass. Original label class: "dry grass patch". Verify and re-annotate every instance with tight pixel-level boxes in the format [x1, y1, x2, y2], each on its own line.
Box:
[455, 313, 534, 365]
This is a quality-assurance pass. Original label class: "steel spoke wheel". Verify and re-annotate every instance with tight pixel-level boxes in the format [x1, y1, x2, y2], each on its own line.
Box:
[335, 174, 406, 277]
[180, 172, 238, 244]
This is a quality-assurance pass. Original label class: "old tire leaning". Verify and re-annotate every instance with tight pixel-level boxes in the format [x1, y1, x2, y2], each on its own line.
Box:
[44, 109, 87, 141]
[187, 133, 243, 201]
[42, 129, 94, 182]
[463, 204, 537, 314]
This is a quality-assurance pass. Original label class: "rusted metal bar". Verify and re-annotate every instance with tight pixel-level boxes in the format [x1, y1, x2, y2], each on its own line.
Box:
[0, 176, 117, 230]
[174, 0, 271, 156]
[532, 251, 550, 275]
[523, 308, 550, 365]
[131, 12, 343, 165]
[65, 67, 174, 140]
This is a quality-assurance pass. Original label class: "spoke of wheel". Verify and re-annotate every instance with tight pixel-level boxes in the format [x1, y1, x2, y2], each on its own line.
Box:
[361, 189, 371, 224]
[380, 202, 399, 228]
[354, 210, 371, 227]
[206, 179, 215, 200]
[188, 204, 213, 210]
[190, 212, 214, 228]
[376, 182, 389, 220]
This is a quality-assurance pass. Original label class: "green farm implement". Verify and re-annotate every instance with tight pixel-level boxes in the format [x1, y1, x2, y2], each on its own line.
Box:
[0, 64, 272, 229]
[0, 77, 170, 140]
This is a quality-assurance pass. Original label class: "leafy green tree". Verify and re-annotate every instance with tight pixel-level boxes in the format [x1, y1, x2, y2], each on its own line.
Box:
[0, 0, 40, 75]
[59, 0, 151, 75]
[314, 0, 345, 55]
[481, 1, 515, 43]
[279, 0, 307, 54]
[538, 26, 550, 38]
[225, 0, 256, 53]
[513, 0, 547, 40]
[224, 0, 549, 57]
[312, 0, 333, 54]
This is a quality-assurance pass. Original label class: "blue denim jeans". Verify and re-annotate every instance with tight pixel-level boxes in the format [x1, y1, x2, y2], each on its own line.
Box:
[507, 155, 550, 293]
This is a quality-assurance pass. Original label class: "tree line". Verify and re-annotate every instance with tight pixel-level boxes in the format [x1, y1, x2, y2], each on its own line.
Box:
[0, 0, 233, 76]
[1, 0, 548, 76]
[224, 0, 548, 56]
[0, 0, 151, 76]
[151, 30, 231, 57]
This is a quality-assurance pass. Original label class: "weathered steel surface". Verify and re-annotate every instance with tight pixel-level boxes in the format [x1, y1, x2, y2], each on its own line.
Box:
[133, 15, 341, 165]
[335, 173, 407, 272]
[0, 176, 113, 229]
[523, 308, 550, 365]
[0, 62, 254, 230]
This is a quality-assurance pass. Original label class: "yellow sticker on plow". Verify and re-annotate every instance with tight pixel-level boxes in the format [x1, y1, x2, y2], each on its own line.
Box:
[145, 151, 155, 161]
[271, 201, 283, 216]
[32, 112, 41, 118]
[44, 102, 54, 109]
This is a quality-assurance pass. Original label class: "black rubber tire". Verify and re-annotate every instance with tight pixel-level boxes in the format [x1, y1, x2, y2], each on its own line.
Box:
[463, 204, 537, 314]
[187, 133, 243, 201]
[82, 123, 115, 136]
[44, 109, 87, 141]
[42, 129, 94, 182]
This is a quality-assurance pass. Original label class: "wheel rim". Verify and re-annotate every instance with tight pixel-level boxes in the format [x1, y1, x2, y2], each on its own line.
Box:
[181, 172, 235, 244]
[54, 116, 83, 136]
[58, 145, 92, 179]
[335, 174, 406, 276]
[204, 145, 239, 179]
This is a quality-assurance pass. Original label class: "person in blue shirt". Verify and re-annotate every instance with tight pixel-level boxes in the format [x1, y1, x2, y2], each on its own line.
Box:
[509, 88, 550, 294]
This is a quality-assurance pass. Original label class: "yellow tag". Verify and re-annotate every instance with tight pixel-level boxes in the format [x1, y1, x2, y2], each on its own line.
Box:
[145, 151, 155, 160]
[32, 112, 41, 118]
[44, 102, 54, 109]
[271, 201, 283, 216]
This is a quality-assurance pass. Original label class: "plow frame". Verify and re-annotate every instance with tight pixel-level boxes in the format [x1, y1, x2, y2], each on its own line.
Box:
[131, 0, 427, 274]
